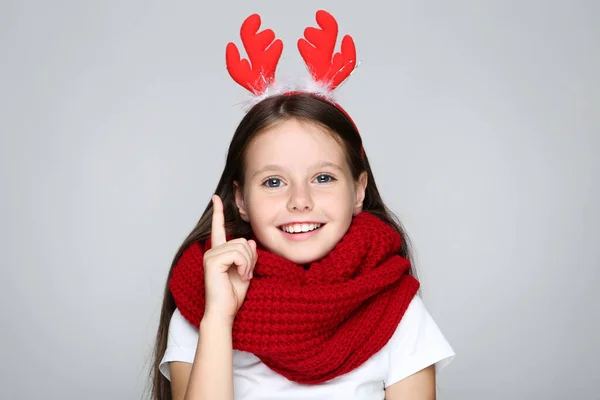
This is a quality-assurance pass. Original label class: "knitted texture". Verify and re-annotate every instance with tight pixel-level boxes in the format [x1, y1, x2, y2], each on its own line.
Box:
[170, 211, 420, 384]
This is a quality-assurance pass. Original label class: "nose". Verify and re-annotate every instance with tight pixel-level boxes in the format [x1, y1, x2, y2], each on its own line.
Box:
[287, 182, 314, 212]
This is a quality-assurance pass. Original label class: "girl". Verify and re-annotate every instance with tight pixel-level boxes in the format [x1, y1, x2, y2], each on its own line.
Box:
[151, 10, 454, 400]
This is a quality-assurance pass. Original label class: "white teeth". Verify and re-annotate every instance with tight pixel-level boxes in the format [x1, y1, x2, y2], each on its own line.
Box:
[281, 223, 322, 233]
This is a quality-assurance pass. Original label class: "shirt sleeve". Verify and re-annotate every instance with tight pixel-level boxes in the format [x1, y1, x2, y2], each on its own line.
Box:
[384, 294, 455, 388]
[159, 308, 199, 381]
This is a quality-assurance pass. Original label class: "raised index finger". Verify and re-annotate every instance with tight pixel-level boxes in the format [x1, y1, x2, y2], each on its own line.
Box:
[211, 195, 227, 247]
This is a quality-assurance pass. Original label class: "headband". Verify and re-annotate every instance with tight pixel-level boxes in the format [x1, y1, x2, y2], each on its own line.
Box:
[225, 10, 364, 157]
[226, 10, 358, 105]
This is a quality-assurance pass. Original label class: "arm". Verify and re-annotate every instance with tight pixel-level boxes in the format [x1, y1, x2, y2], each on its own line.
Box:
[169, 195, 257, 399]
[170, 315, 234, 400]
[385, 365, 436, 400]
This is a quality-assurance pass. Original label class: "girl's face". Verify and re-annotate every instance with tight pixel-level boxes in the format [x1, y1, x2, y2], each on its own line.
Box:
[234, 118, 367, 264]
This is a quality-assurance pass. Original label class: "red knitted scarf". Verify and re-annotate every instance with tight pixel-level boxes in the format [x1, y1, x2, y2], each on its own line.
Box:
[170, 211, 420, 384]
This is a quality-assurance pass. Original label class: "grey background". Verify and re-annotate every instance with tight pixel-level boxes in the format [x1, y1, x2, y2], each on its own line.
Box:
[1, 0, 598, 399]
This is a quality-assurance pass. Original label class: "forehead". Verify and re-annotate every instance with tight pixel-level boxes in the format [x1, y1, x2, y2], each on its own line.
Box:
[245, 119, 347, 168]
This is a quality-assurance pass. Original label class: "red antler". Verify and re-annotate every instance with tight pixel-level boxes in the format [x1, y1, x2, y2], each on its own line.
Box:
[297, 10, 357, 90]
[226, 14, 283, 95]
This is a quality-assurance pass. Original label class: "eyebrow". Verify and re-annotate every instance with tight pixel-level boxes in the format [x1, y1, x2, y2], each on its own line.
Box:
[251, 161, 343, 179]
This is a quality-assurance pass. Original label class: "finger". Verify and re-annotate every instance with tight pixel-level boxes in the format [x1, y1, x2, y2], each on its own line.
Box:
[225, 249, 250, 280]
[228, 239, 254, 279]
[232, 249, 250, 278]
[210, 244, 252, 280]
[211, 195, 227, 248]
[248, 240, 257, 279]
[207, 249, 248, 275]
[210, 240, 252, 272]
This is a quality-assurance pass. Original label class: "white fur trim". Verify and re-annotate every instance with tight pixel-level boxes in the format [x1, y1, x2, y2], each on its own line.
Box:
[236, 60, 362, 111]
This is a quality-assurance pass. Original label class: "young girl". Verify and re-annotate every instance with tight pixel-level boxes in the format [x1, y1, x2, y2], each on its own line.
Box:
[151, 10, 454, 400]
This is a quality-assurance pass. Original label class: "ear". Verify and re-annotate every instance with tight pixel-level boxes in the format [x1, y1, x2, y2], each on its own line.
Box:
[233, 181, 250, 222]
[353, 171, 368, 216]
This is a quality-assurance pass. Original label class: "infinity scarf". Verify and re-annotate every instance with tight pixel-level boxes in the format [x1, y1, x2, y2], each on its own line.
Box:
[170, 211, 420, 384]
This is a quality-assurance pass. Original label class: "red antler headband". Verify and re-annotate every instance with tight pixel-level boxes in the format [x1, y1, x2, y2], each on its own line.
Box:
[225, 14, 283, 96]
[226, 10, 358, 103]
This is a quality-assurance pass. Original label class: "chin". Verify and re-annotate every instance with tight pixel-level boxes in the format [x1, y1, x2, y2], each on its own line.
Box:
[278, 244, 333, 265]
[284, 253, 323, 265]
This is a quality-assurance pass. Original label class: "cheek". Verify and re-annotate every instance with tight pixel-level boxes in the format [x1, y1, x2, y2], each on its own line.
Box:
[245, 190, 283, 217]
[320, 185, 356, 207]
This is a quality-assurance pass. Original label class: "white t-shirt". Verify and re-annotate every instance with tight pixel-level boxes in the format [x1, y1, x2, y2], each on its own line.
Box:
[159, 294, 454, 399]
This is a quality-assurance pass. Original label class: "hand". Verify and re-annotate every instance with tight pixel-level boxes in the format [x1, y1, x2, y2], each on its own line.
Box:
[202, 195, 257, 324]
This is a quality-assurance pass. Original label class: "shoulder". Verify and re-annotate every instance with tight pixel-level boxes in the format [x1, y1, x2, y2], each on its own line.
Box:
[169, 308, 200, 346]
[158, 308, 199, 380]
[384, 294, 455, 388]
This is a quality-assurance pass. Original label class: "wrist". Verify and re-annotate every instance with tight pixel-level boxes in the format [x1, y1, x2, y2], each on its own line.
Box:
[201, 311, 235, 329]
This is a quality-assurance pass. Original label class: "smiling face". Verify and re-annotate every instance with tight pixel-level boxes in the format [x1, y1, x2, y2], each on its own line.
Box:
[234, 118, 368, 264]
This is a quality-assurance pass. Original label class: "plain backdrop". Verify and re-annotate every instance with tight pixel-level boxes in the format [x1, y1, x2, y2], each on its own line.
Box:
[1, 0, 598, 399]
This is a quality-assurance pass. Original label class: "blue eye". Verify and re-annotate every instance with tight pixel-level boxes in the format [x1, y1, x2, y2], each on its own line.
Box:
[315, 174, 336, 183]
[263, 177, 282, 188]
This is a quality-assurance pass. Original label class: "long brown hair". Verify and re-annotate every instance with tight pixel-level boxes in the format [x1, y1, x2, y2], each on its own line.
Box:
[149, 93, 417, 399]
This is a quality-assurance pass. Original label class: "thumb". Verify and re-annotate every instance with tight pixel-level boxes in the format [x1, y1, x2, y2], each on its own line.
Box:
[248, 239, 257, 263]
